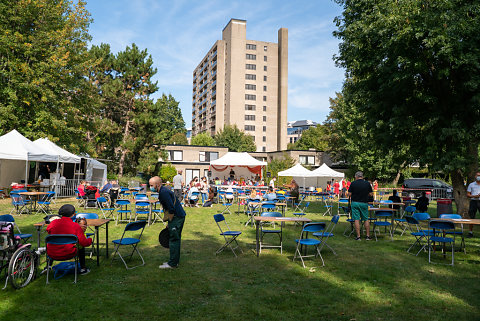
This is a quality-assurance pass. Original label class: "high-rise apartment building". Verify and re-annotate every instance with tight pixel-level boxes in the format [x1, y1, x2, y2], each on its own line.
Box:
[192, 19, 288, 152]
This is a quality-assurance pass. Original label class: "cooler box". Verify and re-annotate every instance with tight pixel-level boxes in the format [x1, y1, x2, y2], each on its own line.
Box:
[11, 184, 25, 190]
[437, 198, 453, 217]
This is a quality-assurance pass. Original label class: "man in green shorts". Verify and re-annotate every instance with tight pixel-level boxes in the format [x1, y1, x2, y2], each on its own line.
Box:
[348, 171, 373, 241]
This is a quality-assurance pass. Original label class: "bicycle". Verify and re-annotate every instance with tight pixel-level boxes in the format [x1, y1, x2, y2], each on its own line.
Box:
[0, 222, 45, 289]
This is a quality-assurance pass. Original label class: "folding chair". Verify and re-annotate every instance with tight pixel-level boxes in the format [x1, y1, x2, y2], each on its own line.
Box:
[37, 191, 55, 214]
[45, 234, 79, 284]
[213, 214, 243, 257]
[293, 194, 306, 212]
[135, 193, 148, 200]
[428, 220, 456, 266]
[439, 214, 466, 253]
[111, 220, 147, 269]
[259, 212, 283, 253]
[313, 215, 340, 255]
[373, 211, 393, 241]
[115, 199, 132, 225]
[0, 214, 32, 243]
[10, 193, 29, 215]
[75, 189, 86, 207]
[97, 197, 115, 219]
[322, 196, 333, 216]
[245, 199, 260, 226]
[261, 202, 276, 213]
[405, 215, 433, 256]
[293, 222, 327, 268]
[134, 201, 151, 221]
[221, 192, 234, 215]
[337, 199, 349, 216]
[394, 205, 415, 236]
[46, 191, 56, 204]
[75, 213, 98, 258]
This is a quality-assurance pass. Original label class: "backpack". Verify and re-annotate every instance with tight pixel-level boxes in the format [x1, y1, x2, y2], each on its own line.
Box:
[52, 261, 81, 280]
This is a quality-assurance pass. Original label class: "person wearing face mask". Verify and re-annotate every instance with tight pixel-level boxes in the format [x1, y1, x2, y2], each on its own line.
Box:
[149, 176, 187, 269]
[466, 172, 480, 238]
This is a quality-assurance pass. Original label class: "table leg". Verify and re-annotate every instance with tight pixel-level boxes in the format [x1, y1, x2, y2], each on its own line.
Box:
[96, 226, 100, 266]
[148, 206, 152, 226]
[105, 222, 109, 258]
[36, 226, 42, 248]
[255, 220, 260, 257]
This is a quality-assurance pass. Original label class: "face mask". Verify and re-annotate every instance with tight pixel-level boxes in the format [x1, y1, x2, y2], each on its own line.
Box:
[150, 186, 156, 192]
[476, 176, 480, 182]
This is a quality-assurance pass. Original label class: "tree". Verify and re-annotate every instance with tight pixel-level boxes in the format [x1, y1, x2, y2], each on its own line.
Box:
[168, 132, 188, 145]
[191, 133, 215, 146]
[294, 125, 330, 151]
[214, 125, 256, 152]
[0, 0, 96, 154]
[266, 154, 296, 185]
[334, 0, 480, 214]
[160, 163, 177, 182]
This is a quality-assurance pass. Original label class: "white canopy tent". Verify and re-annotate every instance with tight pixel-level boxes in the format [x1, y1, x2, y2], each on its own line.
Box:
[85, 158, 107, 183]
[33, 138, 81, 164]
[210, 152, 267, 181]
[311, 163, 345, 190]
[278, 163, 317, 191]
[0, 130, 58, 187]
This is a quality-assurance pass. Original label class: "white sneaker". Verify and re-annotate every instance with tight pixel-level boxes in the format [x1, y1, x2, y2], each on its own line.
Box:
[159, 263, 174, 269]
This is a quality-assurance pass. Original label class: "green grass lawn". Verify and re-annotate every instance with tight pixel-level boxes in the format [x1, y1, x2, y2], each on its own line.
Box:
[0, 197, 479, 320]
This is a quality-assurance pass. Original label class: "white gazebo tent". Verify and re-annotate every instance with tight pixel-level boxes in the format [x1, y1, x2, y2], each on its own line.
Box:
[278, 163, 317, 192]
[0, 130, 58, 188]
[85, 158, 107, 183]
[311, 163, 345, 190]
[210, 152, 267, 182]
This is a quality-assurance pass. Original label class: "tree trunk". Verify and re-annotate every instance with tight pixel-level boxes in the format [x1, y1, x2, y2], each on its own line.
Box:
[392, 169, 401, 186]
[118, 119, 131, 177]
[451, 169, 469, 217]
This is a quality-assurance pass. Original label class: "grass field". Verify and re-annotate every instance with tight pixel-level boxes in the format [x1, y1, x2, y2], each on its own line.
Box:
[0, 196, 479, 321]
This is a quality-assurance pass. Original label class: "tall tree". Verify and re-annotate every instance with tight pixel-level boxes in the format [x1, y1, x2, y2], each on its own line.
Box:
[214, 125, 256, 152]
[334, 0, 480, 214]
[0, 0, 95, 153]
[293, 125, 330, 151]
[191, 133, 215, 146]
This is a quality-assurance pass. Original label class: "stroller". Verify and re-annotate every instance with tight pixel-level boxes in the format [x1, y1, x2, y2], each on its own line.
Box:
[85, 185, 98, 208]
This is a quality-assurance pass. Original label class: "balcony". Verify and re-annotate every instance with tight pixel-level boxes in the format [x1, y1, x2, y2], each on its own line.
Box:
[211, 90, 216, 97]
[211, 60, 217, 68]
[211, 70, 217, 78]
[211, 100, 216, 107]
[211, 80, 217, 88]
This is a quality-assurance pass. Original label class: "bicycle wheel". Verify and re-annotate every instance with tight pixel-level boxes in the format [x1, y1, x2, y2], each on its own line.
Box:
[8, 247, 36, 289]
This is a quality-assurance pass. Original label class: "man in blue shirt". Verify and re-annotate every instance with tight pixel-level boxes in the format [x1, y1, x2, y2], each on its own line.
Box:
[466, 171, 480, 238]
[149, 176, 187, 269]
[264, 187, 277, 202]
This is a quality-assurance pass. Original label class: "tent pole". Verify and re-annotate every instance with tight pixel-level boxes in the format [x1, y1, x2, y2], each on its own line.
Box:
[25, 158, 28, 186]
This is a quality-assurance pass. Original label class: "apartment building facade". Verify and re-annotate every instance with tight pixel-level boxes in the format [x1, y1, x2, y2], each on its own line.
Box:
[191, 19, 288, 152]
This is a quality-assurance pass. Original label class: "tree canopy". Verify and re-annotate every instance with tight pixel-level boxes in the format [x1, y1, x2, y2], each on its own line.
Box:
[333, 0, 480, 214]
[214, 125, 256, 152]
[191, 133, 215, 146]
[292, 125, 330, 151]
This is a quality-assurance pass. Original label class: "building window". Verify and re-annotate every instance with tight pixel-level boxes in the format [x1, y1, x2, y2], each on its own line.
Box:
[263, 106, 267, 111]
[264, 66, 267, 71]
[185, 169, 200, 186]
[246, 54, 256, 60]
[263, 116, 266, 122]
[262, 146, 266, 152]
[199, 151, 206, 162]
[264, 75, 267, 81]
[264, 46, 267, 51]
[245, 94, 256, 100]
[245, 104, 256, 111]
[299, 155, 315, 165]
[245, 115, 255, 121]
[168, 150, 183, 161]
[210, 152, 219, 161]
[245, 84, 256, 90]
[264, 56, 267, 61]
[246, 44, 257, 50]
[263, 96, 267, 101]
[246, 64, 256, 70]
[263, 126, 266, 132]
[246, 74, 256, 80]
[262, 136, 266, 142]
[200, 151, 218, 162]
[263, 86, 267, 91]
[245, 125, 255, 131]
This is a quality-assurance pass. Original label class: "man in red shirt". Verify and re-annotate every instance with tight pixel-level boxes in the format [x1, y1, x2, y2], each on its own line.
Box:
[46, 204, 92, 275]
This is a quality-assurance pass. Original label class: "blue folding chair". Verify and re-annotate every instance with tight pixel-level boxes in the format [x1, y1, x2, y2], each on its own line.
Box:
[293, 222, 327, 268]
[259, 212, 283, 253]
[293, 202, 310, 221]
[214, 214, 243, 257]
[97, 196, 115, 219]
[75, 213, 98, 258]
[405, 215, 433, 256]
[322, 196, 333, 216]
[220, 192, 234, 215]
[245, 199, 260, 226]
[394, 205, 415, 235]
[261, 202, 276, 213]
[439, 214, 466, 253]
[134, 201, 151, 221]
[75, 189, 86, 207]
[337, 199, 349, 216]
[313, 215, 340, 255]
[373, 210, 393, 241]
[115, 199, 132, 225]
[45, 234, 79, 284]
[0, 214, 32, 243]
[111, 220, 147, 269]
[135, 193, 148, 200]
[428, 220, 456, 266]
[10, 192, 28, 215]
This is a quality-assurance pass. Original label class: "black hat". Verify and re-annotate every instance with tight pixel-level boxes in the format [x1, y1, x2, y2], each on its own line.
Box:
[158, 227, 170, 248]
[58, 204, 75, 217]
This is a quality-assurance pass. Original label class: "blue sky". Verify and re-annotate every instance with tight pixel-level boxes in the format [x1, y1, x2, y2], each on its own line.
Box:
[85, 0, 344, 128]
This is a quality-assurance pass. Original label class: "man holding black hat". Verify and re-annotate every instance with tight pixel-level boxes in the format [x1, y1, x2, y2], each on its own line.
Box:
[46, 204, 93, 275]
[149, 176, 187, 269]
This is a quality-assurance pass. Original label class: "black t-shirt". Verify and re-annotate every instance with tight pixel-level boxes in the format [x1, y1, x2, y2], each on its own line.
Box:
[348, 179, 373, 203]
